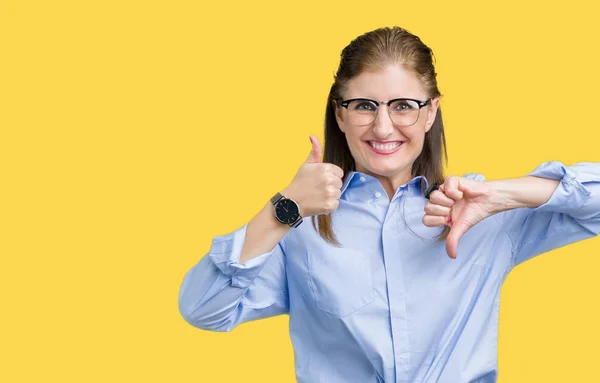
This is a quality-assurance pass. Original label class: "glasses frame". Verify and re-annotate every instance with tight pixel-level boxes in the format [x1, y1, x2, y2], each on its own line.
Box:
[337, 97, 432, 127]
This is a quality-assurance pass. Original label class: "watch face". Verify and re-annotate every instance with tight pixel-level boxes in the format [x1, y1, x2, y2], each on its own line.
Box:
[275, 198, 300, 224]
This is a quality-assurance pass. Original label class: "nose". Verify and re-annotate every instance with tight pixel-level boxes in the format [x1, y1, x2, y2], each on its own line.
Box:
[372, 105, 394, 138]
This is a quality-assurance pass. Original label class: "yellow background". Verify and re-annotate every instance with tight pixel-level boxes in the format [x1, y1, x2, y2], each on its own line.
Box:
[2, 0, 600, 381]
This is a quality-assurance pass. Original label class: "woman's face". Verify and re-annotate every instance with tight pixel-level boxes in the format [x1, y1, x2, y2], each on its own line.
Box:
[335, 64, 439, 187]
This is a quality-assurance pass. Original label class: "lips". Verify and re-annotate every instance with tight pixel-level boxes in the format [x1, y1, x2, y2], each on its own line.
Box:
[365, 140, 404, 155]
[367, 141, 403, 150]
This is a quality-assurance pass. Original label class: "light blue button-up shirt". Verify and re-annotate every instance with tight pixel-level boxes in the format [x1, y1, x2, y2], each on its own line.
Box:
[179, 161, 600, 383]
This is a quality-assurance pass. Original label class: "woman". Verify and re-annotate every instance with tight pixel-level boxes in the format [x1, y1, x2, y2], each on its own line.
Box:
[178, 26, 600, 382]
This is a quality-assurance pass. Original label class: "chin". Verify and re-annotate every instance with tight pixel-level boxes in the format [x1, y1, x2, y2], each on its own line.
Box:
[365, 165, 405, 178]
[367, 155, 418, 176]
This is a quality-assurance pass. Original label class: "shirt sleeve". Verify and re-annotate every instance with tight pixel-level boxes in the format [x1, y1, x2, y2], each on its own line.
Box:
[492, 161, 600, 267]
[178, 223, 289, 332]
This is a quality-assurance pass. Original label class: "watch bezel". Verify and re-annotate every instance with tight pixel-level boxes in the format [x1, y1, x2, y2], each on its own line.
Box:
[274, 197, 301, 225]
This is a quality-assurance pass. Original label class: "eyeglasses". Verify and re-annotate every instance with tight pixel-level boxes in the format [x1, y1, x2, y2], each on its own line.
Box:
[337, 97, 431, 127]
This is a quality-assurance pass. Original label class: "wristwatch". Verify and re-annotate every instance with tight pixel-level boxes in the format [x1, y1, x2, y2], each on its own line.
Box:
[270, 192, 303, 228]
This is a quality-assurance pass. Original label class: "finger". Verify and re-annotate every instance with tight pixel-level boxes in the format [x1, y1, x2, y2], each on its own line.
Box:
[424, 202, 452, 217]
[306, 135, 323, 164]
[331, 176, 343, 189]
[326, 163, 344, 179]
[429, 190, 455, 207]
[325, 185, 341, 198]
[422, 214, 450, 227]
[445, 221, 470, 259]
[332, 187, 342, 199]
[443, 176, 464, 201]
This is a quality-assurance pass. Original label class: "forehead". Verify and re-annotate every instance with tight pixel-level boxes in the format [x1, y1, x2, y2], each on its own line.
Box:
[343, 64, 426, 100]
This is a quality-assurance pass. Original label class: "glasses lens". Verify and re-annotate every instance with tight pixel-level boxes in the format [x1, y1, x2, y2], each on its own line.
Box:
[388, 99, 421, 126]
[347, 100, 377, 125]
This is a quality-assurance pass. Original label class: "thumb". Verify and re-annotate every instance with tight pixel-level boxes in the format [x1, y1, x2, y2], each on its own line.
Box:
[445, 222, 470, 259]
[458, 182, 486, 198]
[306, 135, 323, 163]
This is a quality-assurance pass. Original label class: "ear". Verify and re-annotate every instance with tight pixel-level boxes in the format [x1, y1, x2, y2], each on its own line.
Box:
[424, 97, 440, 133]
[334, 100, 346, 133]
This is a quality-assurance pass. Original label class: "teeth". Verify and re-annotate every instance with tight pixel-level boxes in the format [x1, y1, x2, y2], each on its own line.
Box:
[370, 141, 402, 150]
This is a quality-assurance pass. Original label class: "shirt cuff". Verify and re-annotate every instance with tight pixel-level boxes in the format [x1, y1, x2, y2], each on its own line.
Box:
[208, 223, 280, 289]
[527, 161, 594, 218]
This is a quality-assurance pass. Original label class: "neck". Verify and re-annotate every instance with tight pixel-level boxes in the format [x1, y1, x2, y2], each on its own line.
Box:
[358, 167, 413, 201]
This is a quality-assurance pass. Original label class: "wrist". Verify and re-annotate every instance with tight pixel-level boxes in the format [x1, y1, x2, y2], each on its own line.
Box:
[281, 184, 297, 199]
[281, 186, 301, 210]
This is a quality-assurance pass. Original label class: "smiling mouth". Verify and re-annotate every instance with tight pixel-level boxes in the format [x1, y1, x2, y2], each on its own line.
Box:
[367, 141, 403, 150]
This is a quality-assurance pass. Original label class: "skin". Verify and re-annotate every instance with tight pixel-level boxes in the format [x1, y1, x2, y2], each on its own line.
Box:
[334, 63, 440, 201]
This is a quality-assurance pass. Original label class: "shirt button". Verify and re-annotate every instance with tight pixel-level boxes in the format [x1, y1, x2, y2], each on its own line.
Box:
[360, 176, 366, 182]
[375, 191, 381, 198]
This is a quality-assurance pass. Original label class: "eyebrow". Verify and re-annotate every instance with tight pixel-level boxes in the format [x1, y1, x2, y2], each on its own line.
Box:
[344, 96, 423, 101]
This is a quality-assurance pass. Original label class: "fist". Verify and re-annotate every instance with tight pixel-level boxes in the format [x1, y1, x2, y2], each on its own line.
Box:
[283, 135, 344, 217]
[423, 175, 492, 259]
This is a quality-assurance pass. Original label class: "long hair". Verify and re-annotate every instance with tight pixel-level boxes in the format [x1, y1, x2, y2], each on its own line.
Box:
[312, 26, 450, 246]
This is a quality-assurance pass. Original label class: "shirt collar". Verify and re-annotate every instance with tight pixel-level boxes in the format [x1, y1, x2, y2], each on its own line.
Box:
[341, 171, 431, 198]
[340, 171, 359, 195]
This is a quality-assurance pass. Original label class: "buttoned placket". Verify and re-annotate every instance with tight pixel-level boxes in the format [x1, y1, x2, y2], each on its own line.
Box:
[341, 173, 427, 382]
[381, 183, 412, 383]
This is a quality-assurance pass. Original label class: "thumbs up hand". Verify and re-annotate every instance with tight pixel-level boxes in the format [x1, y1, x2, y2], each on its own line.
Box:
[282, 135, 344, 217]
[305, 134, 323, 164]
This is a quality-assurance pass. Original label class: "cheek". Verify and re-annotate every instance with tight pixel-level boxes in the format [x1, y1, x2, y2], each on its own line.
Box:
[344, 131, 363, 148]
[346, 138, 363, 158]
[404, 125, 427, 145]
